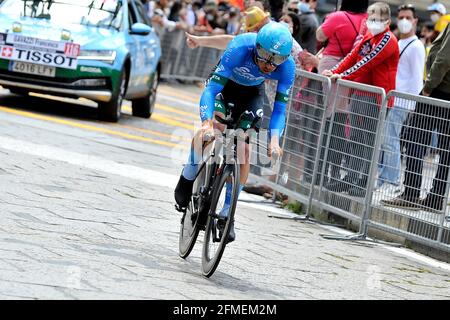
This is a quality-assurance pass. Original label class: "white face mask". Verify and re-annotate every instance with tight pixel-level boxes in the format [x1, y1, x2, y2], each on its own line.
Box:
[398, 18, 413, 34]
[366, 20, 386, 36]
[431, 13, 440, 24]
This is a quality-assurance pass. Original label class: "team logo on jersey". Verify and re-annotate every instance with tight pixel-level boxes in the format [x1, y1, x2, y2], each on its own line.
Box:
[233, 66, 265, 82]
[359, 41, 372, 56]
[215, 64, 225, 73]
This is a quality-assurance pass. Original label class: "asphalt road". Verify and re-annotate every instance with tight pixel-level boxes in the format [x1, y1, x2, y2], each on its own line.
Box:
[0, 82, 449, 300]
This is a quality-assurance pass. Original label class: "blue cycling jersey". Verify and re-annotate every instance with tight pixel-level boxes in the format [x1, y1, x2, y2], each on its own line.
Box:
[199, 33, 296, 137]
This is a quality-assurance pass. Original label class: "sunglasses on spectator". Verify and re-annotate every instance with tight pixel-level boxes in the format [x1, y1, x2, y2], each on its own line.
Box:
[398, 4, 416, 14]
[367, 18, 389, 24]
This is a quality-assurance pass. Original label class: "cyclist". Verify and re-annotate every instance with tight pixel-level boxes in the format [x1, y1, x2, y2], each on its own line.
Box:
[174, 22, 296, 243]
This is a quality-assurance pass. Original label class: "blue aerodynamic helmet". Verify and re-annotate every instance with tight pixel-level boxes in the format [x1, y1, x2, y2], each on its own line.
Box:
[255, 22, 293, 66]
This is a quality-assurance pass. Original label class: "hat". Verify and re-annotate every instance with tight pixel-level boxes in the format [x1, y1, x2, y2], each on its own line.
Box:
[428, 3, 446, 15]
[244, 6, 270, 32]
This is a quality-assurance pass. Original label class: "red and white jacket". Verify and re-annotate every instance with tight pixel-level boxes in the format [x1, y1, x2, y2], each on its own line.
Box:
[332, 28, 399, 107]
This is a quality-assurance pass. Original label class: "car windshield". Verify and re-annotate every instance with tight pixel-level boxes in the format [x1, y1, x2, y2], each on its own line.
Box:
[0, 0, 123, 30]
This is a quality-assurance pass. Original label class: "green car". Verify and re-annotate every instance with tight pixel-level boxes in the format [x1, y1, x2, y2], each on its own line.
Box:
[0, 0, 161, 122]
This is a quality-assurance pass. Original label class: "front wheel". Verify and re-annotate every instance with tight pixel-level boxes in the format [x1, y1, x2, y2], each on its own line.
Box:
[131, 69, 159, 118]
[201, 162, 239, 278]
[98, 69, 126, 122]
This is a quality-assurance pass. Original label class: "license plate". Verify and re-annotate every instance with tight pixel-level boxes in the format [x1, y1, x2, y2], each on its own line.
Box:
[9, 61, 55, 77]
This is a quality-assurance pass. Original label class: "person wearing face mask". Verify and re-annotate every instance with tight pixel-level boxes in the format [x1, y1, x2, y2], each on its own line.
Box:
[428, 3, 450, 35]
[297, 0, 318, 54]
[377, 4, 425, 195]
[310, 0, 369, 185]
[382, 20, 450, 213]
[322, 2, 399, 197]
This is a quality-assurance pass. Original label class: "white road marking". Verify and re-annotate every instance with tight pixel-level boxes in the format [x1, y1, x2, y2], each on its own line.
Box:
[158, 94, 198, 108]
[0, 135, 449, 272]
[0, 136, 178, 188]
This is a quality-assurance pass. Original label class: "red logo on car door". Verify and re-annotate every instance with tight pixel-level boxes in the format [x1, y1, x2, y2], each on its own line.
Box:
[1, 46, 14, 58]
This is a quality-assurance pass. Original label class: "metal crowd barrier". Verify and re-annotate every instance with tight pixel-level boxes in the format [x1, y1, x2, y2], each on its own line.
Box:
[247, 71, 330, 210]
[369, 91, 450, 252]
[159, 29, 222, 82]
[160, 30, 450, 253]
[314, 79, 387, 225]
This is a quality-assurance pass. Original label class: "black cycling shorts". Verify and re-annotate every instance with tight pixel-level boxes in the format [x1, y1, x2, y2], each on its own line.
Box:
[214, 80, 265, 131]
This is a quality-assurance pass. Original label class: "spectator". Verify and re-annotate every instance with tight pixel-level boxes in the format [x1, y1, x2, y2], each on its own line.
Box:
[192, 1, 206, 28]
[279, 11, 301, 46]
[185, 7, 303, 66]
[323, 2, 399, 197]
[428, 3, 450, 35]
[203, 0, 226, 34]
[287, 0, 299, 15]
[314, 0, 369, 185]
[226, 7, 241, 35]
[297, 0, 318, 53]
[420, 22, 436, 86]
[180, 0, 197, 28]
[268, 0, 284, 21]
[381, 23, 450, 213]
[218, 0, 231, 12]
[243, 4, 270, 32]
[420, 22, 435, 47]
[186, 6, 270, 49]
[390, 21, 400, 39]
[316, 0, 368, 70]
[168, 0, 183, 21]
[147, 0, 187, 36]
[377, 4, 426, 193]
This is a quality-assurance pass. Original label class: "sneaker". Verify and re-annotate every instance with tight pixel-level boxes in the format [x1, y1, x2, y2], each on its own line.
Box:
[174, 175, 194, 209]
[217, 219, 235, 243]
[380, 193, 421, 210]
[376, 183, 401, 195]
[419, 195, 444, 213]
[243, 184, 272, 196]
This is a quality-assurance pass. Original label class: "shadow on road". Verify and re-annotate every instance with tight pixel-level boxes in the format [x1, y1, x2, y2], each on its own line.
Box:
[0, 90, 100, 122]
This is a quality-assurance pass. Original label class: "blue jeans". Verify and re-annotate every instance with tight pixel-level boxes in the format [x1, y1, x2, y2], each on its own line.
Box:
[378, 107, 409, 186]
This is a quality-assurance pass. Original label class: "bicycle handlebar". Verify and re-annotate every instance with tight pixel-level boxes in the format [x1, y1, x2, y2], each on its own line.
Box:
[213, 114, 279, 159]
[214, 113, 261, 132]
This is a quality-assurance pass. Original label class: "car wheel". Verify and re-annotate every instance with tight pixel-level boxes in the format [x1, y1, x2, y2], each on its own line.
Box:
[9, 88, 29, 96]
[98, 69, 126, 122]
[131, 69, 159, 119]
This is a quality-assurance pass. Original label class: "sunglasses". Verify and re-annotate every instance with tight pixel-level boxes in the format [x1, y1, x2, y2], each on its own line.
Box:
[255, 44, 289, 67]
[398, 3, 417, 17]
